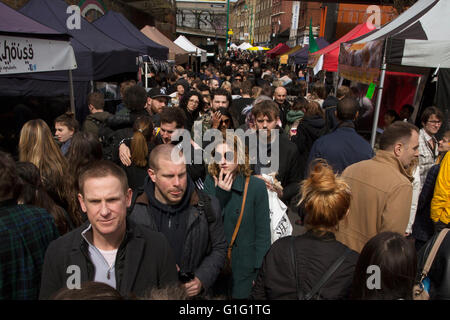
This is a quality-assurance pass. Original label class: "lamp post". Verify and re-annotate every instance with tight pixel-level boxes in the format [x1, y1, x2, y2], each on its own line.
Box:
[226, 0, 230, 51]
[250, 2, 253, 45]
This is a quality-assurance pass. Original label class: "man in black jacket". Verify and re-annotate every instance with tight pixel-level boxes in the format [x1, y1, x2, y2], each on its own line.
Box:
[251, 100, 302, 206]
[39, 160, 178, 299]
[273, 86, 291, 128]
[128, 144, 227, 297]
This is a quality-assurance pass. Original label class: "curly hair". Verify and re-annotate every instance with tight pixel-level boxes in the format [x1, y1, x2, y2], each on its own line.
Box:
[179, 91, 204, 118]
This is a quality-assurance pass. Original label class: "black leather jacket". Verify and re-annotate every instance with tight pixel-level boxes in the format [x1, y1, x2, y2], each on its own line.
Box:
[417, 231, 450, 299]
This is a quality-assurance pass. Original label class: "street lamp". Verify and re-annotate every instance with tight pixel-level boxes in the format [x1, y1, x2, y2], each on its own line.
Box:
[226, 0, 230, 51]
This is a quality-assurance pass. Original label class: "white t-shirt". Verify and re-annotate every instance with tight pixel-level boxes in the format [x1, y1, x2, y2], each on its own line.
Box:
[98, 248, 118, 268]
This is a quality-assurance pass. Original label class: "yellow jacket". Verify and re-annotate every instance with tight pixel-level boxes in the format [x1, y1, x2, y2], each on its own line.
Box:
[431, 152, 450, 224]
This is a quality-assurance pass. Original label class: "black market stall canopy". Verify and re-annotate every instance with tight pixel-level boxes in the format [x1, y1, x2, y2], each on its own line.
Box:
[20, 0, 140, 81]
[0, 1, 77, 75]
[338, 0, 450, 146]
[0, 1, 78, 111]
[93, 11, 168, 61]
[5, 0, 143, 121]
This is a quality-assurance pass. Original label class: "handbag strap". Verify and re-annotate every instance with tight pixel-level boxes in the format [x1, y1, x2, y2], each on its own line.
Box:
[421, 228, 449, 279]
[227, 176, 250, 260]
[304, 248, 351, 300]
[289, 236, 302, 300]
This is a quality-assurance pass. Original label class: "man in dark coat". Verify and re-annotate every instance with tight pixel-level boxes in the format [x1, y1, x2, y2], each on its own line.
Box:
[128, 144, 227, 297]
[39, 160, 178, 299]
[306, 97, 374, 175]
[82, 92, 112, 139]
[251, 100, 302, 206]
[273, 86, 291, 128]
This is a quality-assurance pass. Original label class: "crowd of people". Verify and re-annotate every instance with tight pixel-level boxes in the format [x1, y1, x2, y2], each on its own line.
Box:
[0, 53, 449, 301]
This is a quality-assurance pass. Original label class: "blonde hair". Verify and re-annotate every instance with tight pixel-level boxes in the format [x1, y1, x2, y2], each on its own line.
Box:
[208, 133, 252, 177]
[299, 160, 351, 233]
[19, 119, 82, 226]
[221, 81, 232, 94]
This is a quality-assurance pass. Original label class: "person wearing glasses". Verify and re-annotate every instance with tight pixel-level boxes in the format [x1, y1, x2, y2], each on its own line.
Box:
[418, 106, 444, 191]
[179, 91, 204, 132]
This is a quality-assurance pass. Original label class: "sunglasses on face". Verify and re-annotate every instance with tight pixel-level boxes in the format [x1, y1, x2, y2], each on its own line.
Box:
[214, 151, 234, 162]
[220, 118, 231, 125]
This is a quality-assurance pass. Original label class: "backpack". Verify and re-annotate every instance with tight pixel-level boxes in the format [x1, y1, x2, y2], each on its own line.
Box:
[97, 120, 116, 161]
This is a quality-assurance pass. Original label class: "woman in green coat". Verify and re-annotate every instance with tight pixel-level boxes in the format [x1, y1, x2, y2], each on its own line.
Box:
[204, 134, 271, 299]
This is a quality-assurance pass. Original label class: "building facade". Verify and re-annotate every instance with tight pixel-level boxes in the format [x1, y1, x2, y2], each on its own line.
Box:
[175, 0, 227, 48]
[253, 0, 273, 45]
[229, 0, 256, 45]
[271, 0, 293, 45]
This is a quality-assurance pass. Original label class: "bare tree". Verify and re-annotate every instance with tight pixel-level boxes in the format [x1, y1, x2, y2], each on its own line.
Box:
[203, 10, 226, 34]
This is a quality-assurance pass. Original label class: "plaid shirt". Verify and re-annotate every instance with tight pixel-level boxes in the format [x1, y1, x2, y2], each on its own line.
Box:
[0, 200, 59, 300]
[418, 128, 439, 191]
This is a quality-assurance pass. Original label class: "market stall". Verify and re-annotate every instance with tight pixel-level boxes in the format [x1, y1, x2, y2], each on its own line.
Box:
[93, 11, 168, 60]
[338, 0, 450, 145]
[141, 26, 189, 65]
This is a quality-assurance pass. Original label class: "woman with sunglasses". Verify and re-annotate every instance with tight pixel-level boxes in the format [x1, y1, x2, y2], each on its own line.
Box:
[217, 107, 235, 134]
[204, 134, 271, 299]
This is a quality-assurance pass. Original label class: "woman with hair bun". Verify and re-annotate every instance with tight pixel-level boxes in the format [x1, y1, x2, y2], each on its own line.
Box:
[250, 160, 359, 300]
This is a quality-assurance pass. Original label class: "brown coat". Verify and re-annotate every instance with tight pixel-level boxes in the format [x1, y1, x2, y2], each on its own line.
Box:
[335, 150, 413, 253]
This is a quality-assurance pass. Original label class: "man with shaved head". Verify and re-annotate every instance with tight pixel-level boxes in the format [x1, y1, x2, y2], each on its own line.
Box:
[128, 144, 227, 298]
[306, 97, 374, 175]
[273, 86, 291, 128]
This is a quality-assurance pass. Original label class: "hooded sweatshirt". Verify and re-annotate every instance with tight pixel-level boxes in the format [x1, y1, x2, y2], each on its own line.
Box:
[143, 175, 194, 265]
[82, 111, 112, 138]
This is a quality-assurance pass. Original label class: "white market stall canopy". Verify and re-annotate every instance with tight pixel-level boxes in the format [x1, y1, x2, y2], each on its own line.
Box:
[174, 35, 207, 58]
[174, 35, 208, 62]
[238, 42, 252, 50]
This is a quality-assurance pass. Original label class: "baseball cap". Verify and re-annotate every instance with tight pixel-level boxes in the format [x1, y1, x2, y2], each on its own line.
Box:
[147, 87, 170, 99]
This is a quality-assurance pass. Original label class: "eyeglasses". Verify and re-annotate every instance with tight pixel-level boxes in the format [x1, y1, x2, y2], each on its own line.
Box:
[214, 151, 234, 161]
[220, 118, 231, 124]
[427, 120, 442, 125]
